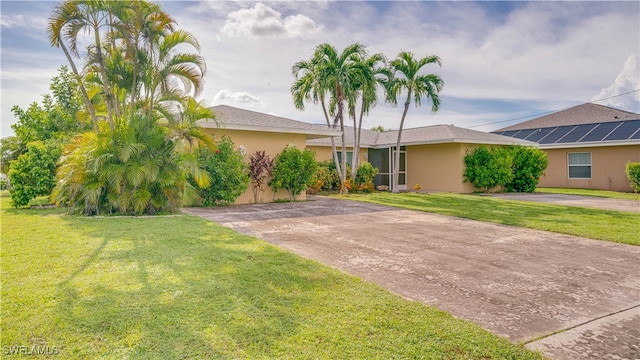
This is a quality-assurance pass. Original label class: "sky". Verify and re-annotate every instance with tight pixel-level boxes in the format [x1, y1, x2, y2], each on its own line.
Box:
[1, 0, 639, 138]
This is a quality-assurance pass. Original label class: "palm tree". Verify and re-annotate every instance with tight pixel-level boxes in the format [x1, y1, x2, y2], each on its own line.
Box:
[291, 58, 343, 181]
[349, 52, 388, 179]
[387, 51, 444, 193]
[48, 0, 99, 130]
[296, 43, 367, 192]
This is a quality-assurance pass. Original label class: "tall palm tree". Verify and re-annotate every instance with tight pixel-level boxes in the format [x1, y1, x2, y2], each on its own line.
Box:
[48, 0, 99, 130]
[309, 43, 367, 192]
[349, 52, 388, 179]
[387, 51, 444, 193]
[291, 58, 343, 181]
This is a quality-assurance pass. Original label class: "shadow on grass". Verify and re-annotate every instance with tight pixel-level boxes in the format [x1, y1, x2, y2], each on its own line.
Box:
[53, 215, 340, 358]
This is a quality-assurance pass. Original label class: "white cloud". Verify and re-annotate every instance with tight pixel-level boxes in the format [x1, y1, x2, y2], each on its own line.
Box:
[213, 89, 264, 107]
[591, 54, 640, 113]
[221, 2, 323, 39]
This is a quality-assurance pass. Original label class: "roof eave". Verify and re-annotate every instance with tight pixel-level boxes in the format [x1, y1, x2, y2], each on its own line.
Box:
[538, 139, 640, 149]
[197, 121, 341, 138]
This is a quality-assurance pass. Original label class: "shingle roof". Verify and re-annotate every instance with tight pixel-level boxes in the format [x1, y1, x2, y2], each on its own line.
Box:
[497, 103, 639, 131]
[198, 105, 340, 139]
[308, 124, 536, 148]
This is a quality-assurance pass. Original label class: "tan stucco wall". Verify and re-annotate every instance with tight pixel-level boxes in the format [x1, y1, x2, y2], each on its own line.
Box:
[203, 128, 308, 204]
[405, 143, 476, 193]
[539, 145, 640, 192]
[307, 145, 368, 165]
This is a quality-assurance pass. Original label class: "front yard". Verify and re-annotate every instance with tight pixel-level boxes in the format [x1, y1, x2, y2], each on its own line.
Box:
[1, 193, 542, 359]
[341, 192, 639, 246]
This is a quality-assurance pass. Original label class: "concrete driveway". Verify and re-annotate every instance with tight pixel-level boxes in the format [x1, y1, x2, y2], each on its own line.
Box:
[482, 192, 639, 213]
[182, 197, 640, 359]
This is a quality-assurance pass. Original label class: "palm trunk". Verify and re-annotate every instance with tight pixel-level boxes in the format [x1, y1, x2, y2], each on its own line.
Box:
[335, 87, 348, 194]
[59, 40, 99, 132]
[354, 100, 366, 179]
[393, 92, 411, 193]
[350, 103, 358, 180]
[321, 99, 342, 181]
[92, 22, 115, 132]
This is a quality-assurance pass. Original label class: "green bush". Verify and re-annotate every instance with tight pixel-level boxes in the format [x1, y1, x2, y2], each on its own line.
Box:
[506, 146, 549, 193]
[354, 162, 378, 193]
[8, 141, 59, 207]
[464, 145, 548, 193]
[625, 162, 640, 193]
[270, 145, 318, 201]
[463, 146, 513, 192]
[196, 136, 248, 206]
[312, 161, 340, 191]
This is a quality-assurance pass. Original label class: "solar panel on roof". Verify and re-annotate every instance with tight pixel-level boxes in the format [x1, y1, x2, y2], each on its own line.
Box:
[499, 130, 519, 137]
[525, 127, 556, 142]
[538, 125, 577, 144]
[603, 119, 640, 141]
[557, 123, 597, 143]
[631, 128, 640, 140]
[512, 129, 536, 139]
[579, 121, 622, 142]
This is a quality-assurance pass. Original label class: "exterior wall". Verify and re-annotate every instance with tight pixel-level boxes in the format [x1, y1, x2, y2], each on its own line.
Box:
[405, 143, 476, 193]
[307, 145, 368, 165]
[203, 128, 308, 204]
[539, 145, 639, 192]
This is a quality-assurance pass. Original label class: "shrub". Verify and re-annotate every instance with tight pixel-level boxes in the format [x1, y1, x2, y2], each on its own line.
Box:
[8, 141, 58, 207]
[248, 150, 273, 203]
[463, 146, 513, 192]
[626, 162, 640, 193]
[353, 162, 378, 193]
[269, 145, 317, 201]
[196, 136, 248, 206]
[313, 161, 340, 191]
[506, 146, 548, 193]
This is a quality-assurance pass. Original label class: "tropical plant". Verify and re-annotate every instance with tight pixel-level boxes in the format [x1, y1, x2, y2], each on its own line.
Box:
[625, 162, 640, 193]
[291, 43, 368, 193]
[269, 146, 318, 202]
[248, 150, 274, 203]
[463, 146, 513, 192]
[195, 137, 248, 206]
[387, 51, 444, 193]
[354, 162, 378, 193]
[506, 146, 548, 193]
[8, 141, 59, 207]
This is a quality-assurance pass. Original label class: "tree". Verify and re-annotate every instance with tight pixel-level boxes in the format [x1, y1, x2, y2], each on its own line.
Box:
[8, 141, 58, 207]
[387, 52, 443, 193]
[269, 146, 317, 202]
[292, 43, 368, 193]
[463, 146, 513, 192]
[196, 136, 248, 206]
[506, 146, 548, 193]
[248, 150, 273, 203]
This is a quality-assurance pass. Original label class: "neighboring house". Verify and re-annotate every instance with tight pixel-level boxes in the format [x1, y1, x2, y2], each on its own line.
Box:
[199, 105, 340, 204]
[493, 103, 640, 192]
[308, 125, 535, 192]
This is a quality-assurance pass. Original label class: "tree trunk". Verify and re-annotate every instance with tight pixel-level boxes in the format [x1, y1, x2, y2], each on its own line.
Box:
[59, 40, 99, 132]
[393, 92, 411, 193]
[92, 21, 115, 132]
[321, 100, 342, 181]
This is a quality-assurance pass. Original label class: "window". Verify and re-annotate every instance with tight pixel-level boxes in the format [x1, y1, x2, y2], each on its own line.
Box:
[337, 151, 353, 167]
[568, 152, 591, 179]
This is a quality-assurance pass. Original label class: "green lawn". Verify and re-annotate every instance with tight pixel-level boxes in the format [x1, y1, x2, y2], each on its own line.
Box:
[340, 192, 639, 246]
[1, 194, 542, 359]
[536, 187, 640, 201]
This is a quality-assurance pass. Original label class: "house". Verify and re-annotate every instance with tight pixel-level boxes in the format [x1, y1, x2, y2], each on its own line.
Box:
[307, 125, 536, 192]
[493, 103, 640, 192]
[199, 105, 340, 204]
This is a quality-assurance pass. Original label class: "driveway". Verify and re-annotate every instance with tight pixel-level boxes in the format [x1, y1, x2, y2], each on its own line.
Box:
[182, 197, 640, 359]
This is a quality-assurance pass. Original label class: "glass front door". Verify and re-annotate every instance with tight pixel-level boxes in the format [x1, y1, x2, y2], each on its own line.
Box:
[368, 147, 406, 191]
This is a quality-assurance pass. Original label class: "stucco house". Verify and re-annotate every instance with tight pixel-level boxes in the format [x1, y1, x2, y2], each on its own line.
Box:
[199, 105, 339, 204]
[307, 125, 535, 192]
[493, 103, 640, 192]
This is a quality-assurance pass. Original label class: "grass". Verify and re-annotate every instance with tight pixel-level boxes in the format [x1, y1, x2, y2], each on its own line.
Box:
[339, 192, 640, 246]
[0, 193, 542, 359]
[536, 187, 640, 201]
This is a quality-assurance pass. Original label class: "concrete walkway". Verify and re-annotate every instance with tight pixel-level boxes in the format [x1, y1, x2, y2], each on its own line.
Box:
[183, 197, 640, 359]
[482, 192, 640, 213]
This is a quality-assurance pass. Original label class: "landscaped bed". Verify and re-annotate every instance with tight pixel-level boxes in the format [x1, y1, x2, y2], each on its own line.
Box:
[1, 193, 542, 359]
[341, 192, 639, 246]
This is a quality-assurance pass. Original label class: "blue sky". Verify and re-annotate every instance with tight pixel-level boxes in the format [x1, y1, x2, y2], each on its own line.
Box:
[1, 1, 639, 138]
